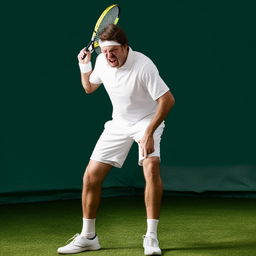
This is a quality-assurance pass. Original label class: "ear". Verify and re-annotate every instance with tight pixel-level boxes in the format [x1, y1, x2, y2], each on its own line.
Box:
[121, 44, 128, 49]
[122, 44, 129, 53]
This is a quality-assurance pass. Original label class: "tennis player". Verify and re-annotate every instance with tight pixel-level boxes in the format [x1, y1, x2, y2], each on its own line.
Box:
[58, 24, 175, 255]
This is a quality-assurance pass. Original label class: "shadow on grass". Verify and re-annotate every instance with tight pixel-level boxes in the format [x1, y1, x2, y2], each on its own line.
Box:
[161, 239, 256, 254]
[101, 246, 140, 250]
[83, 239, 256, 256]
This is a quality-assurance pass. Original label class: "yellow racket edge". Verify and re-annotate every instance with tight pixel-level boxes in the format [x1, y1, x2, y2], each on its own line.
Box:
[93, 4, 119, 38]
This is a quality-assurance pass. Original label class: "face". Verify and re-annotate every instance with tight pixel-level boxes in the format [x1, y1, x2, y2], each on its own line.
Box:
[101, 45, 128, 68]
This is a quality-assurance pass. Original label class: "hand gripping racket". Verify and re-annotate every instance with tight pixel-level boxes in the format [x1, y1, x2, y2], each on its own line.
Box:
[84, 4, 120, 56]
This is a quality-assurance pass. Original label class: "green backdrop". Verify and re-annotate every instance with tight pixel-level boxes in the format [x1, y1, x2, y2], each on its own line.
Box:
[2, 0, 256, 203]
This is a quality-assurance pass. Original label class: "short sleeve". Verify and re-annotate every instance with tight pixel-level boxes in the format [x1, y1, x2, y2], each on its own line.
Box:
[141, 62, 170, 101]
[89, 54, 103, 85]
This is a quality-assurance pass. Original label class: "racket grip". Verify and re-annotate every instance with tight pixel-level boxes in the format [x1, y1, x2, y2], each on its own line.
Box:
[81, 42, 92, 60]
[81, 53, 86, 60]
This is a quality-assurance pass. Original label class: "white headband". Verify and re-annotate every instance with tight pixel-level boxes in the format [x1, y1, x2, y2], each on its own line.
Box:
[98, 39, 121, 48]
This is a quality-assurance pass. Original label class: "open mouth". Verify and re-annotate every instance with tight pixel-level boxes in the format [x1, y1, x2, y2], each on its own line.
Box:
[109, 59, 117, 65]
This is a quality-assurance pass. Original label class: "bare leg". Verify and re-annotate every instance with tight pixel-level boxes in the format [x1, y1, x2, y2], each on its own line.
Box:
[82, 160, 112, 219]
[142, 157, 163, 219]
[57, 160, 111, 254]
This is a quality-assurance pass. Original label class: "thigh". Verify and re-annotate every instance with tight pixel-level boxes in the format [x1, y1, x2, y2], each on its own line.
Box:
[131, 120, 165, 166]
[90, 121, 134, 168]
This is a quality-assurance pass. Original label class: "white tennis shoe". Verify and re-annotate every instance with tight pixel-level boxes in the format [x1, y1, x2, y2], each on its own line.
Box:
[57, 233, 101, 254]
[143, 235, 162, 255]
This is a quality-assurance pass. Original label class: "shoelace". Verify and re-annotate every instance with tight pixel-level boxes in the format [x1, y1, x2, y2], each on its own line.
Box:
[66, 233, 80, 244]
[143, 235, 159, 247]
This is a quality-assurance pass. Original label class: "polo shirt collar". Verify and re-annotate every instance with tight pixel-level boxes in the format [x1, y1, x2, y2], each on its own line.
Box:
[118, 47, 134, 70]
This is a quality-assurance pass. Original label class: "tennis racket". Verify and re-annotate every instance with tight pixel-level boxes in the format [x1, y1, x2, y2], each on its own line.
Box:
[83, 4, 120, 57]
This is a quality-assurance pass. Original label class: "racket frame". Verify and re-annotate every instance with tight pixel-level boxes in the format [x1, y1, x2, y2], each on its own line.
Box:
[85, 4, 120, 52]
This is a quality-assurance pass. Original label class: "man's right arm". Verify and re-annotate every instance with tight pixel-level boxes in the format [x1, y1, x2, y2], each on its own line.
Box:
[77, 49, 100, 94]
[80, 71, 100, 94]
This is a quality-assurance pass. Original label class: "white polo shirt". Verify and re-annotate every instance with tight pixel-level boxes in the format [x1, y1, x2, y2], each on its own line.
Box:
[89, 47, 170, 126]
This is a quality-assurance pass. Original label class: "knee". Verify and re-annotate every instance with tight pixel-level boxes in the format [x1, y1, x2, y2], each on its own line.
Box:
[83, 167, 100, 188]
[143, 157, 160, 171]
[143, 157, 161, 181]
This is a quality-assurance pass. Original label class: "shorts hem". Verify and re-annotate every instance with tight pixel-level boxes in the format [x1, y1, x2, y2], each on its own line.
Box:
[90, 157, 122, 168]
[139, 156, 161, 166]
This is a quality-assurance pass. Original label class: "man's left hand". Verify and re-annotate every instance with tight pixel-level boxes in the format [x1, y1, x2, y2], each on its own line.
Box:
[138, 134, 155, 158]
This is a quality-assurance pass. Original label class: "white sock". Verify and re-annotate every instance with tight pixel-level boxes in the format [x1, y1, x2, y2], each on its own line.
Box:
[81, 218, 96, 238]
[146, 219, 159, 238]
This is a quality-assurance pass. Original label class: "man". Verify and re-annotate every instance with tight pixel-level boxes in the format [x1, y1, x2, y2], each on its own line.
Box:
[57, 24, 175, 255]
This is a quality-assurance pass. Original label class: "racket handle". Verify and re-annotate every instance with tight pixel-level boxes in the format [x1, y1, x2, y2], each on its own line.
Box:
[82, 42, 93, 60]
[85, 43, 91, 52]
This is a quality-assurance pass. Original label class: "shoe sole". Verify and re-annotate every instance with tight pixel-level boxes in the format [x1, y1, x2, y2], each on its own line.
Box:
[144, 248, 162, 255]
[58, 245, 101, 254]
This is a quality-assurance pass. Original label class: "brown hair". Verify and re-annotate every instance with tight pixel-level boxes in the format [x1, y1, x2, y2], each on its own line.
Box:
[99, 24, 128, 45]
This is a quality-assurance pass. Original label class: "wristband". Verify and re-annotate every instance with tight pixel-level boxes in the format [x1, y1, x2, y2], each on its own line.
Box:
[79, 62, 92, 73]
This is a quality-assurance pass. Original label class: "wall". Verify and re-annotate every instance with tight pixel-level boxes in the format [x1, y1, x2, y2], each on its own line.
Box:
[2, 0, 256, 202]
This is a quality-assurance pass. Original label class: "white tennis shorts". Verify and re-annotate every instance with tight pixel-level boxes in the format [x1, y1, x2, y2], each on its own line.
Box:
[90, 117, 165, 168]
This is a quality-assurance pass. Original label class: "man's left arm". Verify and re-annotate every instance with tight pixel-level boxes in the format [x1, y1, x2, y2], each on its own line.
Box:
[139, 91, 175, 157]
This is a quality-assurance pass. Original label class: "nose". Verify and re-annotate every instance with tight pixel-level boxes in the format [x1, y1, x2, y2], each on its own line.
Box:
[104, 51, 111, 59]
[109, 52, 114, 58]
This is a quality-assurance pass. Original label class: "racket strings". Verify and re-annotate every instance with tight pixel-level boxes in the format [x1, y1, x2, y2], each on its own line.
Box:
[94, 6, 119, 54]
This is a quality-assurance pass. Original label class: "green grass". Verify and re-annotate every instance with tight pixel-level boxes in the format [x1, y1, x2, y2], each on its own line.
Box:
[0, 196, 256, 256]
